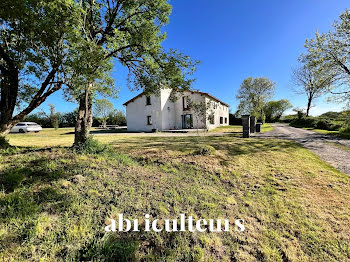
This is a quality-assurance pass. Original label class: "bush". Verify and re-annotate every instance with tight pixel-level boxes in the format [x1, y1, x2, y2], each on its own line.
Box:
[229, 113, 241, 125]
[290, 117, 317, 128]
[73, 136, 111, 155]
[342, 116, 350, 132]
[194, 145, 216, 156]
[330, 123, 343, 131]
[315, 119, 333, 130]
[280, 114, 297, 123]
[0, 136, 10, 149]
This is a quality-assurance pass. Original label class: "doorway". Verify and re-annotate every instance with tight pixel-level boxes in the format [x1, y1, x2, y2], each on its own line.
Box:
[182, 114, 193, 129]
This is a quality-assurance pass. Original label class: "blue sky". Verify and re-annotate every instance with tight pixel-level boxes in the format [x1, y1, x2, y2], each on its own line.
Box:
[40, 0, 350, 116]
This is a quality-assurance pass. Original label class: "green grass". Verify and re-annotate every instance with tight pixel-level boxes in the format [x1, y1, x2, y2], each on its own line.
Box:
[303, 128, 350, 139]
[209, 125, 242, 133]
[210, 123, 273, 133]
[1, 130, 350, 261]
[261, 123, 273, 132]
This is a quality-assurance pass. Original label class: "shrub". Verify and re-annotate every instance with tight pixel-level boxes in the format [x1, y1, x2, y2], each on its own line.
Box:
[330, 123, 342, 131]
[194, 145, 216, 156]
[73, 136, 111, 154]
[315, 119, 333, 130]
[0, 136, 10, 149]
[290, 117, 317, 128]
[229, 113, 241, 125]
[342, 116, 350, 132]
[281, 114, 297, 123]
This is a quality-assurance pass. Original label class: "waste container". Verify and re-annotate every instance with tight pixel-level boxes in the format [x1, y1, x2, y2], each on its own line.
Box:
[256, 123, 262, 133]
[242, 115, 250, 138]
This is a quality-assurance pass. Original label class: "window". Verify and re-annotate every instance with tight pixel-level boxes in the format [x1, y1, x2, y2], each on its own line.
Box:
[220, 117, 223, 124]
[183, 96, 189, 110]
[225, 117, 227, 124]
[209, 114, 214, 125]
[146, 96, 151, 105]
[16, 123, 26, 126]
[147, 116, 152, 125]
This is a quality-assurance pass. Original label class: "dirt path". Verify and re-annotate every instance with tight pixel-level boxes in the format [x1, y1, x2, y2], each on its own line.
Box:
[257, 123, 350, 175]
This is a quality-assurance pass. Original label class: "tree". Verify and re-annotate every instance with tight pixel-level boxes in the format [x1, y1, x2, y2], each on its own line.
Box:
[70, 0, 198, 147]
[108, 110, 126, 126]
[293, 108, 305, 120]
[94, 99, 114, 128]
[304, 10, 350, 107]
[187, 99, 212, 130]
[0, 0, 81, 135]
[263, 99, 292, 122]
[61, 110, 78, 127]
[48, 104, 60, 129]
[292, 62, 334, 117]
[186, 99, 213, 147]
[236, 77, 275, 122]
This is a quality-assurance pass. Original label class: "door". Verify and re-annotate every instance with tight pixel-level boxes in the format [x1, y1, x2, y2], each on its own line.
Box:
[182, 114, 193, 129]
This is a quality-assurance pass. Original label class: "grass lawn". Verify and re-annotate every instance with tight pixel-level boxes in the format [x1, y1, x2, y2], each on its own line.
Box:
[1, 128, 350, 261]
[209, 123, 273, 133]
[303, 128, 350, 139]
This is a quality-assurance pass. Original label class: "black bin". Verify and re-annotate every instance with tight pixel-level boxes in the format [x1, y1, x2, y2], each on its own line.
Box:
[256, 123, 262, 133]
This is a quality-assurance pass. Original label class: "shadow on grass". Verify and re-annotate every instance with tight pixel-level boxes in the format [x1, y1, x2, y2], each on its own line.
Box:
[75, 229, 198, 261]
[76, 233, 139, 262]
[62, 128, 134, 135]
[110, 135, 301, 156]
[0, 148, 77, 193]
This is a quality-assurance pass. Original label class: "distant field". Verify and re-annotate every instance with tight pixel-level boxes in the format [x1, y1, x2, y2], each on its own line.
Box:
[1, 125, 350, 261]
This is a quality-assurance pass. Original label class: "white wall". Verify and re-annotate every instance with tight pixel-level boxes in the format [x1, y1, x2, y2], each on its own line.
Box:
[173, 91, 206, 129]
[126, 93, 162, 132]
[160, 89, 176, 130]
[125, 89, 230, 131]
[205, 97, 230, 130]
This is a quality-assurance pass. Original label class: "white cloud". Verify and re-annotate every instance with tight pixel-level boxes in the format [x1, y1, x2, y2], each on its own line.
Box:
[309, 104, 344, 116]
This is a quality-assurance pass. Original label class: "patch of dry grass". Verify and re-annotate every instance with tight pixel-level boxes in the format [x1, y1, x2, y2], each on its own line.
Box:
[1, 130, 350, 261]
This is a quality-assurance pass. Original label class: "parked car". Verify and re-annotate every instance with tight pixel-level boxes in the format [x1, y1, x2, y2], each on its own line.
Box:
[10, 122, 42, 133]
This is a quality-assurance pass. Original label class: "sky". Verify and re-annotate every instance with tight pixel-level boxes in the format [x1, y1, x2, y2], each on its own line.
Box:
[39, 0, 350, 116]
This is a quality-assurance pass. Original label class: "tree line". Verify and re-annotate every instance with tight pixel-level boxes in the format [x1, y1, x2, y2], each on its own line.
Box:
[24, 100, 126, 129]
[0, 0, 198, 148]
[235, 77, 292, 123]
[235, 10, 350, 124]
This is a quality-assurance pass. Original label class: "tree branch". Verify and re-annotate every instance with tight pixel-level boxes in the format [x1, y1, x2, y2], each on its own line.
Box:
[105, 44, 143, 58]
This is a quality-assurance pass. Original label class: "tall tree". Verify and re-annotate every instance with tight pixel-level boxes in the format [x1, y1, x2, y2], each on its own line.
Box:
[107, 109, 126, 126]
[292, 62, 334, 117]
[263, 99, 292, 122]
[236, 77, 275, 122]
[71, 0, 198, 146]
[94, 99, 114, 128]
[0, 0, 80, 135]
[48, 104, 60, 129]
[304, 10, 350, 107]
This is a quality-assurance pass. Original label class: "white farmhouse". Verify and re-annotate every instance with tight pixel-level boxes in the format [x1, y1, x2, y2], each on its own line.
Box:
[123, 89, 229, 132]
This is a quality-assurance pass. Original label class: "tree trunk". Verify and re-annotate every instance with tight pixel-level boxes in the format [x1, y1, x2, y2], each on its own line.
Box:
[0, 68, 19, 135]
[73, 87, 93, 146]
[306, 96, 312, 117]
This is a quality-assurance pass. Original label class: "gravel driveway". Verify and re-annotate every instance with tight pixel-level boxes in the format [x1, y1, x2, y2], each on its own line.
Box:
[257, 123, 350, 175]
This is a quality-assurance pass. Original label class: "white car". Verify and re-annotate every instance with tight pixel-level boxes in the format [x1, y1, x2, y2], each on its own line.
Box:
[10, 122, 42, 133]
